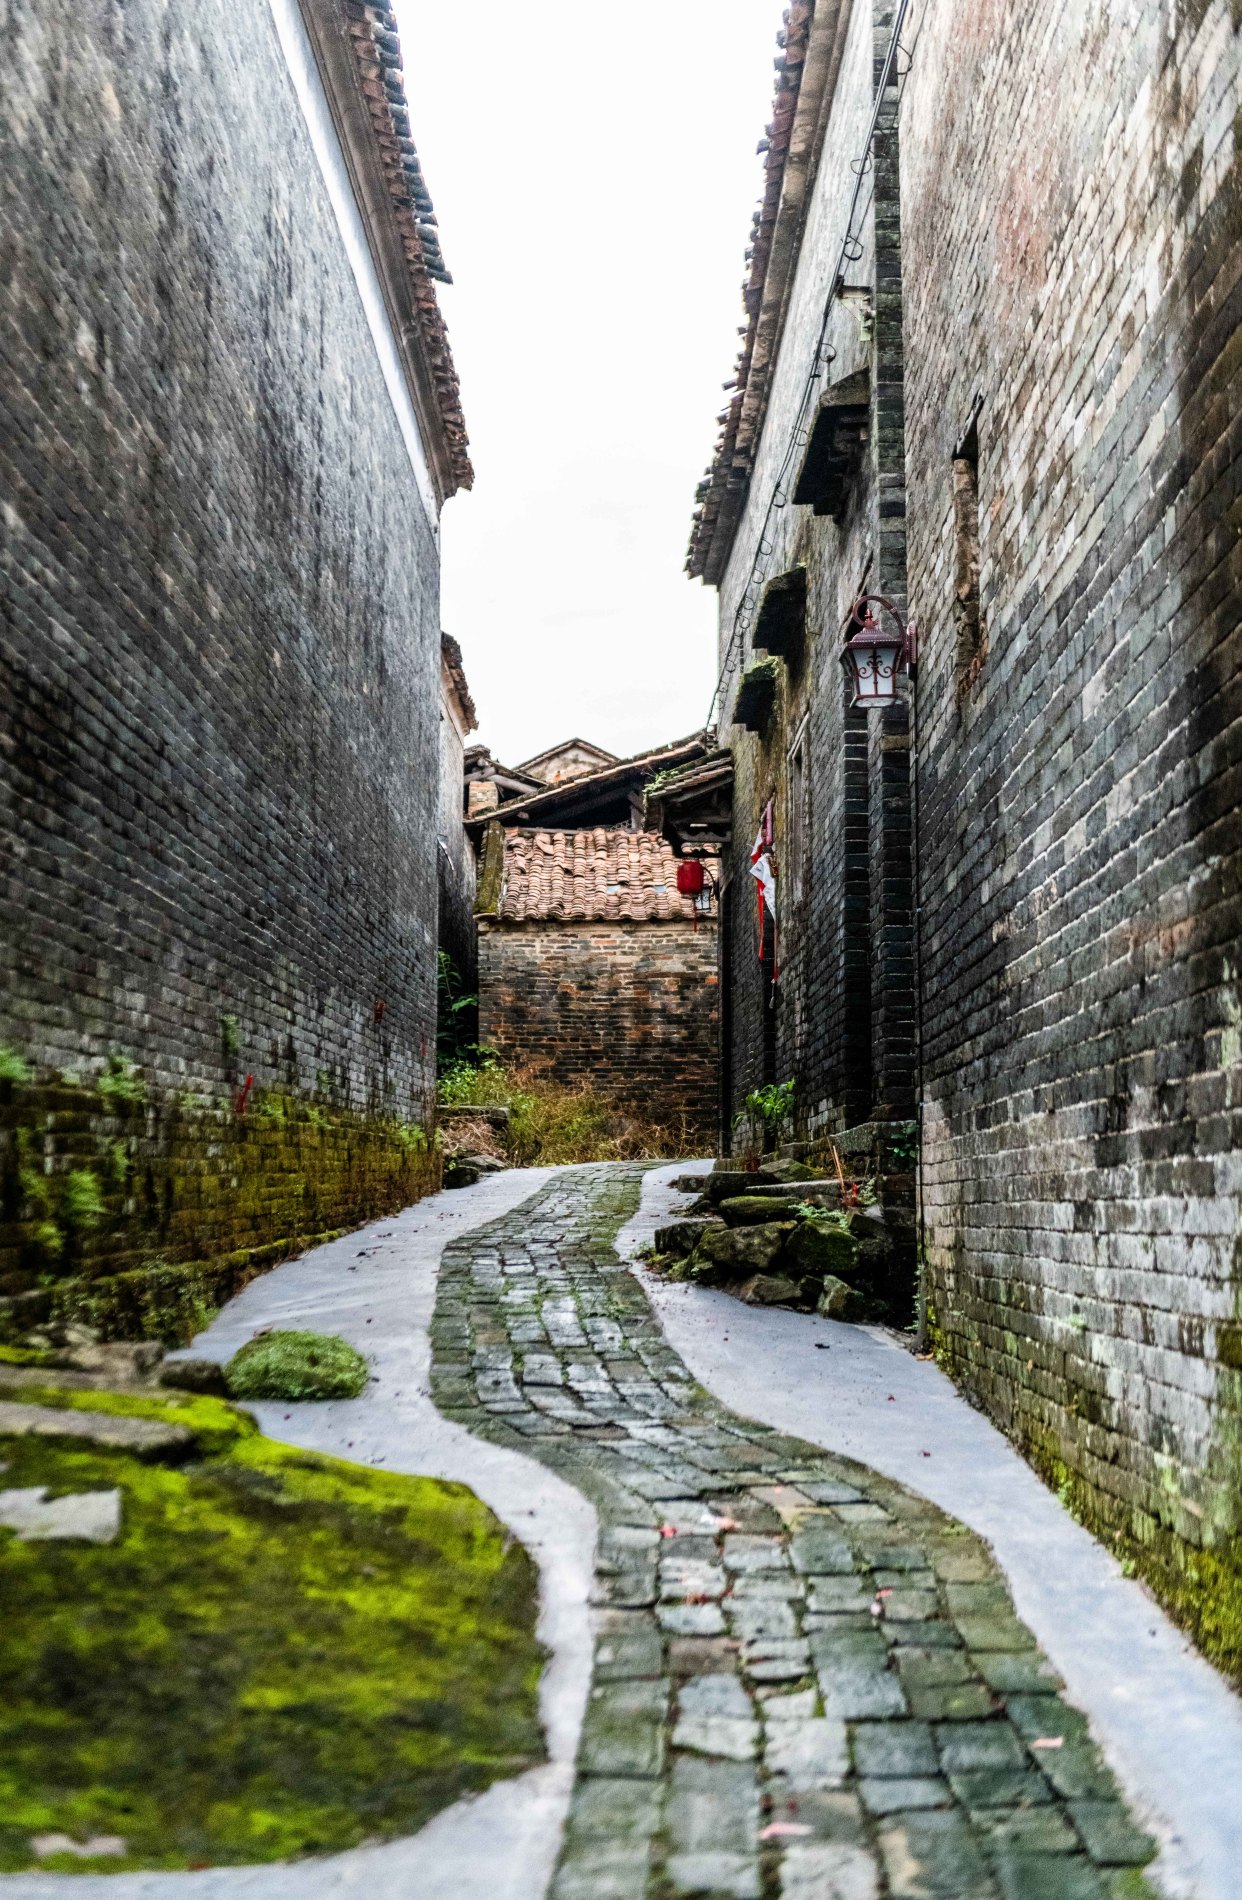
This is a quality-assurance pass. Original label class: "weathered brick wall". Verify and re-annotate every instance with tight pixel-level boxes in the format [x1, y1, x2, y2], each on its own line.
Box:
[0, 0, 447, 1329]
[478, 921, 719, 1140]
[901, 0, 1242, 1669]
[713, 0, 912, 1148]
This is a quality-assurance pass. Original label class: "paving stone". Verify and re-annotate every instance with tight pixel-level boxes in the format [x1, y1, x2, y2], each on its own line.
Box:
[660, 1601, 728, 1636]
[740, 1638, 811, 1681]
[812, 1635, 908, 1719]
[678, 1673, 752, 1719]
[807, 1576, 871, 1613]
[579, 1679, 669, 1777]
[1067, 1802, 1157, 1866]
[565, 1775, 663, 1841]
[934, 1720, 1028, 1773]
[727, 1598, 800, 1640]
[759, 1685, 818, 1720]
[992, 1852, 1108, 1899]
[777, 1841, 881, 1899]
[877, 1809, 1000, 1897]
[665, 1754, 758, 1854]
[859, 1776, 953, 1814]
[673, 1714, 759, 1760]
[976, 1808, 1081, 1854]
[552, 1840, 652, 1900]
[970, 1651, 1064, 1693]
[764, 1717, 849, 1788]
[851, 1719, 938, 1778]
[723, 1532, 789, 1572]
[594, 1612, 665, 1681]
[948, 1768, 1055, 1811]
[665, 1852, 760, 1898]
[790, 1520, 856, 1573]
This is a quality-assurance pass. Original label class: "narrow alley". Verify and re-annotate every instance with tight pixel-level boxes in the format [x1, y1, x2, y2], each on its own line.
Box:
[2, 0, 1240, 1894]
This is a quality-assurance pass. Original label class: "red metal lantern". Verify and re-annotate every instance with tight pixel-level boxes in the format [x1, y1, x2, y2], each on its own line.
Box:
[839, 594, 914, 707]
[676, 859, 706, 896]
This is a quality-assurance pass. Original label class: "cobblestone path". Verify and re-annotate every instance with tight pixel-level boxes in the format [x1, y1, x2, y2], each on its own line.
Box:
[431, 1167, 1159, 1900]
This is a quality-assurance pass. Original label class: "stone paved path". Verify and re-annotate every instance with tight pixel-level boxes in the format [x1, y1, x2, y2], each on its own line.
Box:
[432, 1165, 1159, 1900]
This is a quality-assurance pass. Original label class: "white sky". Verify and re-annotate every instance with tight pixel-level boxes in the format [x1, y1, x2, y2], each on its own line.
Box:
[393, 0, 787, 767]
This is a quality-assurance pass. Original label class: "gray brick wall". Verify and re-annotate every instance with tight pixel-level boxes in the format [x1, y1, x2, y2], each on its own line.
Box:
[901, 0, 1242, 1663]
[0, 0, 443, 1124]
[478, 920, 719, 1141]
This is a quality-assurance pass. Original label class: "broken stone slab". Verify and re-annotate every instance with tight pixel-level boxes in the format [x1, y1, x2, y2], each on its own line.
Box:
[654, 1218, 724, 1258]
[783, 1221, 860, 1283]
[31, 1834, 126, 1860]
[443, 1160, 483, 1188]
[0, 1485, 121, 1542]
[697, 1170, 780, 1200]
[737, 1274, 802, 1307]
[817, 1276, 863, 1321]
[718, 1194, 807, 1226]
[159, 1355, 229, 1396]
[763, 1159, 823, 1184]
[686, 1223, 796, 1283]
[53, 1340, 164, 1380]
[0, 1400, 193, 1458]
[438, 1103, 511, 1127]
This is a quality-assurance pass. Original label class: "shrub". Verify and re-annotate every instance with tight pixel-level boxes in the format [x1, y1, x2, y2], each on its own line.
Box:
[225, 1330, 369, 1401]
[437, 1056, 696, 1166]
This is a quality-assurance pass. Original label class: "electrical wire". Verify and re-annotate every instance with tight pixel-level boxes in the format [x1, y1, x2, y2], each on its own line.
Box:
[704, 0, 915, 730]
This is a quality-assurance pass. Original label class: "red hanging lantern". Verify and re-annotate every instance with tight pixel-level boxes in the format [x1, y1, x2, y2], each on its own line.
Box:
[676, 859, 706, 896]
[839, 593, 915, 707]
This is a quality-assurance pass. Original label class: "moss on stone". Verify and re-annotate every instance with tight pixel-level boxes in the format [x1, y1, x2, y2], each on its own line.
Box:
[225, 1330, 369, 1401]
[0, 1389, 546, 1871]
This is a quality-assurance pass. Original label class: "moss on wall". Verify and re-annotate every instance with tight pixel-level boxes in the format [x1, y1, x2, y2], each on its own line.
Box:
[0, 1387, 545, 1870]
[0, 1064, 440, 1347]
[927, 1305, 1242, 1688]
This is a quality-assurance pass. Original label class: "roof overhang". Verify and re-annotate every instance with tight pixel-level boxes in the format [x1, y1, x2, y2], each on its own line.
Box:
[297, 0, 471, 504]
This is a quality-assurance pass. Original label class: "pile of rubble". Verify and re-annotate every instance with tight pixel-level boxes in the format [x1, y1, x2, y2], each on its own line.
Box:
[651, 1160, 910, 1322]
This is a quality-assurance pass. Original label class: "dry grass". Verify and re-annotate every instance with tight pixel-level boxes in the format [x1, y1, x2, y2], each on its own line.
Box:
[437, 1059, 701, 1167]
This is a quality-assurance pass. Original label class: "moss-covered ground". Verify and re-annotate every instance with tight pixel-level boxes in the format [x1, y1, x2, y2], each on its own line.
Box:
[0, 1387, 546, 1872]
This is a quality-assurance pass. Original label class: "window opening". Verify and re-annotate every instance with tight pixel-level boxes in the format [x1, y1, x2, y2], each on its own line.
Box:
[952, 415, 985, 685]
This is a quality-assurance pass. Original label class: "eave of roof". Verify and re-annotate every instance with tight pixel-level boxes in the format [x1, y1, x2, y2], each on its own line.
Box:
[440, 633, 478, 732]
[465, 732, 711, 831]
[300, 0, 472, 500]
[686, 0, 851, 585]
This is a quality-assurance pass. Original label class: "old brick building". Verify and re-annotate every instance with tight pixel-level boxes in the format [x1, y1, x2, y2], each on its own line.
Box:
[476, 828, 718, 1142]
[686, 0, 1242, 1670]
[0, 0, 468, 1337]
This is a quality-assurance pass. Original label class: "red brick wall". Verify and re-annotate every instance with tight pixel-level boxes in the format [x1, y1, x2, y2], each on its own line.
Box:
[478, 920, 719, 1140]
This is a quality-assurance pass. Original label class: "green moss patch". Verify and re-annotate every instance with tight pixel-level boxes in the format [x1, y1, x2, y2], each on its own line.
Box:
[0, 1391, 546, 1871]
[225, 1330, 369, 1401]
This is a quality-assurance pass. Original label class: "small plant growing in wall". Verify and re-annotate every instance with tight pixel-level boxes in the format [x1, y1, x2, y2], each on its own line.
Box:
[0, 1044, 32, 1088]
[220, 1014, 241, 1063]
[97, 1054, 146, 1110]
[735, 1079, 796, 1159]
[61, 1169, 107, 1233]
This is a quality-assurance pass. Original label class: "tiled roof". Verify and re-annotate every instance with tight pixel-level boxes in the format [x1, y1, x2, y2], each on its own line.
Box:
[686, 0, 817, 582]
[497, 829, 697, 923]
[344, 0, 472, 491]
[466, 732, 711, 830]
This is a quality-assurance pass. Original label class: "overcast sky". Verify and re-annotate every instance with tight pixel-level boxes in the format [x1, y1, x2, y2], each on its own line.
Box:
[393, 0, 787, 767]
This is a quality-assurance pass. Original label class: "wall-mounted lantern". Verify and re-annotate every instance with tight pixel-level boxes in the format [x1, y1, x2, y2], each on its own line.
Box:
[839, 593, 917, 708]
